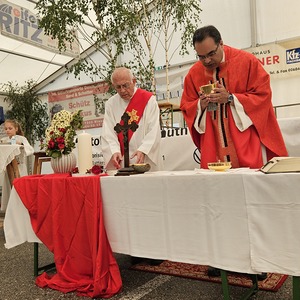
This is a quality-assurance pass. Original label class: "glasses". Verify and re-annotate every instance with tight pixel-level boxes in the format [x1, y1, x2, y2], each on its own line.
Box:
[114, 82, 132, 90]
[197, 44, 220, 61]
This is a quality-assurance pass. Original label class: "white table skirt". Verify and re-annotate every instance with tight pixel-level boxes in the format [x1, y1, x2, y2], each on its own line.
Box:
[4, 169, 300, 276]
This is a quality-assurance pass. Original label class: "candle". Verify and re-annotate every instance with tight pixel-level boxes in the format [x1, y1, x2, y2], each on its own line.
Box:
[78, 131, 93, 174]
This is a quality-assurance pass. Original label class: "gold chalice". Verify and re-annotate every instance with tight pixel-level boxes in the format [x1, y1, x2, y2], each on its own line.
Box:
[208, 161, 232, 172]
[200, 83, 217, 111]
[200, 83, 216, 95]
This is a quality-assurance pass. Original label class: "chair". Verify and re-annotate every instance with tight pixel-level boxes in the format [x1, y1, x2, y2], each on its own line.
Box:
[32, 152, 55, 276]
[158, 101, 182, 128]
[6, 158, 20, 187]
[33, 152, 51, 175]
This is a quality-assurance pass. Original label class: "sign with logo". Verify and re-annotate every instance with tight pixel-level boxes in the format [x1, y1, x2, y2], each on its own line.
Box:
[246, 39, 300, 78]
[286, 47, 300, 64]
[0, 0, 79, 57]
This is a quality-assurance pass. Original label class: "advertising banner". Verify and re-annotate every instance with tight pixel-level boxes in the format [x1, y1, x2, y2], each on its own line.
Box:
[0, 0, 79, 57]
[48, 81, 111, 129]
[246, 39, 300, 79]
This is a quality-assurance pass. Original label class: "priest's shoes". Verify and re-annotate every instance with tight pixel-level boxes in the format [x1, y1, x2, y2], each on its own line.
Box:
[207, 266, 221, 277]
[130, 256, 145, 265]
[130, 256, 163, 266]
[148, 259, 164, 266]
[257, 273, 268, 281]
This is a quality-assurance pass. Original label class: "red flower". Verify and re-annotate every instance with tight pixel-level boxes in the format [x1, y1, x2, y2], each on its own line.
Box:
[72, 167, 79, 173]
[56, 137, 65, 144]
[48, 140, 55, 149]
[58, 143, 65, 150]
[59, 128, 66, 133]
[91, 164, 102, 175]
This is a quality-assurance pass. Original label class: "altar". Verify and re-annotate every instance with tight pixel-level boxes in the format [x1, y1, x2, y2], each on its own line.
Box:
[5, 169, 300, 276]
[4, 168, 300, 299]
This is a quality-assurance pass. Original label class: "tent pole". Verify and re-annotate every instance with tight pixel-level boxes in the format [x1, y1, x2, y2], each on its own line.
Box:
[250, 0, 257, 47]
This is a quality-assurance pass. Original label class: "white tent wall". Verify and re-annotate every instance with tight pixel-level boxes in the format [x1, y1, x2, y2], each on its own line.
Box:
[255, 1, 300, 118]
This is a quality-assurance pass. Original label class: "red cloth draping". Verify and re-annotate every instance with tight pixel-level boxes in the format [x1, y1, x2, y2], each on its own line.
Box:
[13, 173, 122, 298]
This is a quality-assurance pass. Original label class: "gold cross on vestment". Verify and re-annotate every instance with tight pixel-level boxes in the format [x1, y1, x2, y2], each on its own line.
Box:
[127, 109, 139, 124]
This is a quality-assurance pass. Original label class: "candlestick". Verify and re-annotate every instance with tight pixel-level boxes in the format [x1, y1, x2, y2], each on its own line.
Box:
[78, 131, 93, 174]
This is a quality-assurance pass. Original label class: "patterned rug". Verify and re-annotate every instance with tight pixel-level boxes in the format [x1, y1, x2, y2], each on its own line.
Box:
[131, 261, 288, 292]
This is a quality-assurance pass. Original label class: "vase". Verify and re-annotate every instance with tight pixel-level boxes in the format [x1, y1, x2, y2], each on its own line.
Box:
[51, 153, 77, 173]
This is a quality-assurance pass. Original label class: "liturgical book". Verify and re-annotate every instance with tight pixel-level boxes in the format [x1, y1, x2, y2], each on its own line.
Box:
[260, 157, 300, 174]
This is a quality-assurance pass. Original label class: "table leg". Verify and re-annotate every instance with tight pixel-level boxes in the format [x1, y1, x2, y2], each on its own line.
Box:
[34, 243, 39, 276]
[240, 274, 259, 300]
[6, 158, 20, 187]
[220, 270, 231, 300]
[293, 276, 300, 300]
[220, 270, 259, 300]
[33, 242, 56, 276]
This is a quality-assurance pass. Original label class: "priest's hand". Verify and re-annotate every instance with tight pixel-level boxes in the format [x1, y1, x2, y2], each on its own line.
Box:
[131, 151, 145, 164]
[198, 91, 209, 111]
[207, 82, 229, 104]
[112, 152, 123, 169]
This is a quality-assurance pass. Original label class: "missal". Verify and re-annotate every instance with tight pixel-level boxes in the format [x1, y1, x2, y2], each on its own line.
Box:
[260, 157, 300, 174]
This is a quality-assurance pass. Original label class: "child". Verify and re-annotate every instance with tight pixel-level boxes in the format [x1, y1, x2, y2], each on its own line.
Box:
[0, 119, 34, 212]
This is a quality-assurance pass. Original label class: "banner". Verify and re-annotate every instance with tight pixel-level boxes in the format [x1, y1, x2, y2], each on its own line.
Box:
[246, 39, 300, 79]
[0, 0, 79, 57]
[48, 81, 111, 129]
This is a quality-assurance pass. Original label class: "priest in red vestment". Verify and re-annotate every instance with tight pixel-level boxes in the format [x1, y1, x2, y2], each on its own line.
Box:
[180, 25, 288, 169]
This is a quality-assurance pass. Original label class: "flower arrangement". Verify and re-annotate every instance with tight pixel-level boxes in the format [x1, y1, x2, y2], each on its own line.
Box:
[41, 110, 83, 158]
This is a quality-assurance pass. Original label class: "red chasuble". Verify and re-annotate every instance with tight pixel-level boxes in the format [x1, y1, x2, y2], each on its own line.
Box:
[14, 173, 122, 298]
[118, 88, 153, 155]
[180, 45, 288, 169]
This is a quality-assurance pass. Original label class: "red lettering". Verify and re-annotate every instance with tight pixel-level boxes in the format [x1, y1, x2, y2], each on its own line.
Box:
[258, 55, 280, 66]
[273, 55, 280, 64]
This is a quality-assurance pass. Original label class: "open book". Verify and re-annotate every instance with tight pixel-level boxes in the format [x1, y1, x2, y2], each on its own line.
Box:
[260, 157, 300, 174]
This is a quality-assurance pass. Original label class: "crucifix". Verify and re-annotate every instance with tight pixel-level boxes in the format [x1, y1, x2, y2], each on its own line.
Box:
[114, 112, 139, 169]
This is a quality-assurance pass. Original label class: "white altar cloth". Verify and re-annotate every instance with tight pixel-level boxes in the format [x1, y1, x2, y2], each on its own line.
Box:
[5, 169, 300, 276]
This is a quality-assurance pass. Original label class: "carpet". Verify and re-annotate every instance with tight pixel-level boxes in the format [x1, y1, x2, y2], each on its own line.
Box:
[131, 261, 288, 292]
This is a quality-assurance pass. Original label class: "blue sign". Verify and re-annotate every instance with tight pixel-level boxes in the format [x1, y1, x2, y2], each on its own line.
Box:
[286, 47, 300, 64]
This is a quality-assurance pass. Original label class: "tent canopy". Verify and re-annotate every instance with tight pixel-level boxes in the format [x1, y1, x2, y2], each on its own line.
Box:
[0, 0, 97, 94]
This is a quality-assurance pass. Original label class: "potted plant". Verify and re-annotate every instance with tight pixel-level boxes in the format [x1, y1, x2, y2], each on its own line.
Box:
[2, 79, 49, 146]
